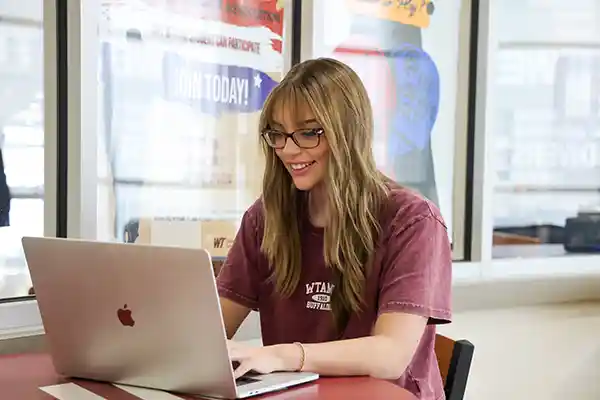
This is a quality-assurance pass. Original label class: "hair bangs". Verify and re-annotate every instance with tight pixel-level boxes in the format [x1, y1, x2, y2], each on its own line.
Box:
[260, 79, 317, 132]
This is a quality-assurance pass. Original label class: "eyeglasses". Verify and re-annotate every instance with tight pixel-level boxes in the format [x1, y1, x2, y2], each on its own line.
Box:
[261, 127, 324, 149]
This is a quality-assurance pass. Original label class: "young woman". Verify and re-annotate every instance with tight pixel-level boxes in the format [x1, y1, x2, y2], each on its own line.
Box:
[217, 58, 452, 400]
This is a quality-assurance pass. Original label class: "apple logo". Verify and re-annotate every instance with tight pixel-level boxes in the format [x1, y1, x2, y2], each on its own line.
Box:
[117, 304, 135, 327]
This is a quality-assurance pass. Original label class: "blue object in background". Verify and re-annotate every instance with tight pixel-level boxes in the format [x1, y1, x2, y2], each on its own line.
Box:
[162, 52, 278, 116]
[387, 44, 440, 157]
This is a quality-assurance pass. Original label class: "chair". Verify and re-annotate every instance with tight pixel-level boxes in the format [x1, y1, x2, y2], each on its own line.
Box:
[434, 334, 474, 400]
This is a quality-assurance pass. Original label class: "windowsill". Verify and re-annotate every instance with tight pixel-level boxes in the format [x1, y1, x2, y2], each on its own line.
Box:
[2, 256, 600, 343]
[0, 325, 44, 341]
[453, 253, 600, 283]
[452, 255, 600, 311]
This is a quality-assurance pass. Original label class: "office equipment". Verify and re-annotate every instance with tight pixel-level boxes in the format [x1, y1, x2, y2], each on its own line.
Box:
[22, 237, 318, 399]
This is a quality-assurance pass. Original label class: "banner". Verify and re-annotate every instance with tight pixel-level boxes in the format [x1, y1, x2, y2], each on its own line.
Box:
[136, 0, 284, 36]
[163, 52, 278, 115]
[100, 0, 283, 245]
[330, 2, 441, 213]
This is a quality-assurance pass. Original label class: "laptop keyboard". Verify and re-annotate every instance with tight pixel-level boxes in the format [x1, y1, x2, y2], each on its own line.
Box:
[235, 376, 260, 386]
[232, 362, 261, 386]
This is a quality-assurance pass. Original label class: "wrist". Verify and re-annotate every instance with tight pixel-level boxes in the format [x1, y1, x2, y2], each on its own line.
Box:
[274, 343, 304, 372]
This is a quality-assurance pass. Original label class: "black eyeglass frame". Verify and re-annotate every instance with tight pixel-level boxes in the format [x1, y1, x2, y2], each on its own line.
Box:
[261, 127, 325, 149]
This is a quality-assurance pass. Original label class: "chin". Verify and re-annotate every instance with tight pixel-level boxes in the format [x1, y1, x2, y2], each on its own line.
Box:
[293, 182, 316, 191]
[291, 178, 318, 191]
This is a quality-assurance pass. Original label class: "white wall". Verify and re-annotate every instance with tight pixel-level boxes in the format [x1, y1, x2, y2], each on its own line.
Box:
[231, 302, 600, 400]
[439, 302, 600, 400]
[232, 311, 261, 342]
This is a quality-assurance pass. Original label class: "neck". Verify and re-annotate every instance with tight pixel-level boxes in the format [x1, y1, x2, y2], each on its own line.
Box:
[308, 184, 328, 228]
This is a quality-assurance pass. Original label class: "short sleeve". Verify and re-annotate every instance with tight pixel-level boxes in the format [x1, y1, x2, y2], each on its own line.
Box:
[378, 210, 452, 325]
[216, 205, 263, 311]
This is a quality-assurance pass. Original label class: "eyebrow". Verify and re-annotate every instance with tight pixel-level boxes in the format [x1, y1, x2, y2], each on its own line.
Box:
[270, 118, 319, 127]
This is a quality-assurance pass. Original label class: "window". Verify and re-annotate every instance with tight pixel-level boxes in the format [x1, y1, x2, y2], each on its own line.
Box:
[308, 0, 471, 259]
[0, 3, 44, 299]
[95, 0, 288, 259]
[488, 0, 600, 258]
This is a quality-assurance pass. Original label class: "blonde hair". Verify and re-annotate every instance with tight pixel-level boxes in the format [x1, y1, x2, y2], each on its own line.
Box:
[259, 58, 390, 333]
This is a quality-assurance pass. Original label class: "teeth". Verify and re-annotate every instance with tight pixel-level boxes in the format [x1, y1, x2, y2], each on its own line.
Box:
[291, 162, 312, 170]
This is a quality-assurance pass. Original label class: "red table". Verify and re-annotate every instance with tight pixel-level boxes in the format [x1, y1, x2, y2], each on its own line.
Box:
[0, 353, 418, 399]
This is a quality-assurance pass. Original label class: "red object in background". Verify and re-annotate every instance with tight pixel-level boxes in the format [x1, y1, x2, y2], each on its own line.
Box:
[137, 0, 284, 37]
[270, 38, 283, 53]
[334, 43, 396, 113]
[333, 35, 397, 176]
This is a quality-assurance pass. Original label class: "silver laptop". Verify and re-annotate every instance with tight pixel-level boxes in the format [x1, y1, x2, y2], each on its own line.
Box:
[22, 237, 318, 399]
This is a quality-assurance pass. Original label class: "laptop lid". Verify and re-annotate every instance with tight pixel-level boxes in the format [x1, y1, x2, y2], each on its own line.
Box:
[22, 236, 239, 398]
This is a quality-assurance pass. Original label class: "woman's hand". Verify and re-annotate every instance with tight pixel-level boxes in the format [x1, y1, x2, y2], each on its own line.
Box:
[227, 340, 302, 379]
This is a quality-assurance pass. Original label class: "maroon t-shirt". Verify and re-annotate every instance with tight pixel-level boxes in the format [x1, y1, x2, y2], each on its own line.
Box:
[217, 185, 452, 400]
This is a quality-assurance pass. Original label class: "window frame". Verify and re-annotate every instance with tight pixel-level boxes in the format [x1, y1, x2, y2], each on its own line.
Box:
[471, 0, 600, 280]
[5, 0, 600, 342]
[0, 0, 54, 337]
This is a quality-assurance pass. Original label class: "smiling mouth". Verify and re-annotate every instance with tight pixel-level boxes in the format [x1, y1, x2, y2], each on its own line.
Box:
[290, 161, 316, 172]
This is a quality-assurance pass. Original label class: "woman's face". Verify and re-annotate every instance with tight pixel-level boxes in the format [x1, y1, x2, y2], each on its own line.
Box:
[270, 106, 330, 191]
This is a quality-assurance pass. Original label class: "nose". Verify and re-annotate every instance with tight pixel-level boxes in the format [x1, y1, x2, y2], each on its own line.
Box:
[280, 137, 301, 155]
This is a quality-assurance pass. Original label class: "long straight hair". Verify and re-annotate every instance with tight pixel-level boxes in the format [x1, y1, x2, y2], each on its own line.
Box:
[259, 58, 390, 334]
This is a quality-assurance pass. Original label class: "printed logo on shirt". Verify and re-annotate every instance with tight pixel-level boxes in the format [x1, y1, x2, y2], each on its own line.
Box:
[305, 281, 335, 311]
